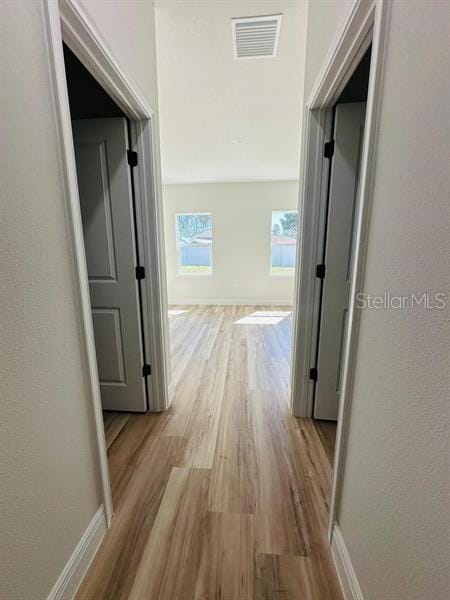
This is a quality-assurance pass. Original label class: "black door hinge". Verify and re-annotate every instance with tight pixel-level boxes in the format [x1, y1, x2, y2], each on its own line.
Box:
[127, 149, 138, 167]
[135, 265, 145, 280]
[324, 140, 335, 159]
[316, 263, 326, 279]
[309, 367, 318, 382]
[142, 364, 151, 377]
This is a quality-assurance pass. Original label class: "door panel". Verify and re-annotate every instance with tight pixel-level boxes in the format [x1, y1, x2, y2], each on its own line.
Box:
[77, 140, 117, 281]
[73, 117, 148, 412]
[314, 102, 366, 420]
[91, 309, 126, 384]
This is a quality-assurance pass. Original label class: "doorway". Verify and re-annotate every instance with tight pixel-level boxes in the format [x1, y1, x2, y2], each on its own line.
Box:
[49, 0, 171, 518]
[65, 44, 150, 413]
[298, 49, 373, 467]
[292, 47, 372, 461]
[313, 47, 371, 421]
[308, 48, 371, 469]
[290, 0, 390, 548]
[64, 46, 152, 412]
[62, 44, 156, 509]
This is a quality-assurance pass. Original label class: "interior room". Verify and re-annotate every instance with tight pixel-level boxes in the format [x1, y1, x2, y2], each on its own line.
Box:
[63, 44, 151, 459]
[157, 2, 305, 466]
[2, 1, 448, 599]
[62, 0, 309, 523]
[60, 2, 372, 589]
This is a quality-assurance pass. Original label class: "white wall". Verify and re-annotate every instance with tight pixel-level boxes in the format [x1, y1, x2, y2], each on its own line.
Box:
[303, 0, 354, 101]
[163, 181, 299, 304]
[0, 1, 160, 598]
[154, 0, 307, 184]
[77, 0, 159, 112]
[304, 1, 450, 599]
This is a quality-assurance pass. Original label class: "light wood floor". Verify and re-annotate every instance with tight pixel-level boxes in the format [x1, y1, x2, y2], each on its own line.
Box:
[83, 305, 340, 599]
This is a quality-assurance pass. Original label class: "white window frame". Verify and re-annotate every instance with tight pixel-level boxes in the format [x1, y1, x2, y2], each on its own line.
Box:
[175, 212, 214, 277]
[270, 210, 298, 277]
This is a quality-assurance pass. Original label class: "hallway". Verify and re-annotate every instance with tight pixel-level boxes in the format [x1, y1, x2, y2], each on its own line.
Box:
[81, 306, 341, 599]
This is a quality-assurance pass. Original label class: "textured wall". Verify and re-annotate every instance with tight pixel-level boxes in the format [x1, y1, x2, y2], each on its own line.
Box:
[303, 0, 353, 101]
[78, 0, 159, 112]
[0, 1, 160, 597]
[304, 0, 450, 598]
[1, 3, 101, 598]
[163, 181, 299, 304]
[338, 2, 450, 598]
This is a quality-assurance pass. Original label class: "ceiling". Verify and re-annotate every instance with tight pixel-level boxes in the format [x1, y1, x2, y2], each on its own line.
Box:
[154, 1, 307, 184]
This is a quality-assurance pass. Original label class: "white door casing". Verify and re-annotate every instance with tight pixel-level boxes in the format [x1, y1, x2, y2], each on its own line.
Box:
[314, 102, 367, 420]
[73, 117, 147, 412]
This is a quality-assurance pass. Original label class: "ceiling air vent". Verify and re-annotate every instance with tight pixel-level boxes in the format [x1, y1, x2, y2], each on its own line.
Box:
[232, 14, 282, 60]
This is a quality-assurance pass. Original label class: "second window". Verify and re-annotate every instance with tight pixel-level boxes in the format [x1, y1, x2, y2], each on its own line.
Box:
[176, 213, 213, 275]
[271, 211, 298, 276]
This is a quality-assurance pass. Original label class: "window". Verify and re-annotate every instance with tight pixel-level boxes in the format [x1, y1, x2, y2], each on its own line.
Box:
[176, 213, 213, 275]
[271, 211, 298, 275]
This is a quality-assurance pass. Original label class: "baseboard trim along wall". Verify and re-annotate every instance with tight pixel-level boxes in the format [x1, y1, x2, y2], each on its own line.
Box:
[47, 505, 107, 600]
[168, 298, 294, 306]
[331, 524, 364, 600]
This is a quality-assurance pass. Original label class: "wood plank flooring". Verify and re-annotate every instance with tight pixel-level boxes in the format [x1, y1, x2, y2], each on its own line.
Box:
[103, 411, 131, 450]
[81, 305, 340, 599]
[313, 420, 337, 467]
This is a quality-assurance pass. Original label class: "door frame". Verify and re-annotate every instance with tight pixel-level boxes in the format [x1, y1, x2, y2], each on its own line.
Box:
[43, 0, 171, 525]
[289, 0, 391, 539]
[314, 101, 367, 421]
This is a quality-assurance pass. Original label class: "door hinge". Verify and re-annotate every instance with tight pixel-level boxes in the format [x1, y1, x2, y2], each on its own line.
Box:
[142, 364, 151, 377]
[127, 149, 138, 167]
[324, 140, 335, 159]
[316, 263, 326, 279]
[135, 265, 145, 280]
[309, 367, 318, 382]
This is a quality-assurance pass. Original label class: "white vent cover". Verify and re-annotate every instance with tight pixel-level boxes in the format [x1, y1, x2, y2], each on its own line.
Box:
[232, 14, 282, 59]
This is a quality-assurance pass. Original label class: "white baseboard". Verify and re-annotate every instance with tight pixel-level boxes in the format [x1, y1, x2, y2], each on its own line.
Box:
[331, 524, 364, 600]
[168, 298, 293, 306]
[47, 505, 107, 600]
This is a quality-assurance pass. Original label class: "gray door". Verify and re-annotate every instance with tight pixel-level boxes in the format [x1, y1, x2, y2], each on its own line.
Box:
[314, 102, 366, 420]
[73, 118, 147, 412]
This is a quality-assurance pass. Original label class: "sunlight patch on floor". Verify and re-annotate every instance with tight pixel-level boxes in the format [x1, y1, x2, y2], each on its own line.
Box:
[168, 309, 190, 317]
[234, 310, 291, 325]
